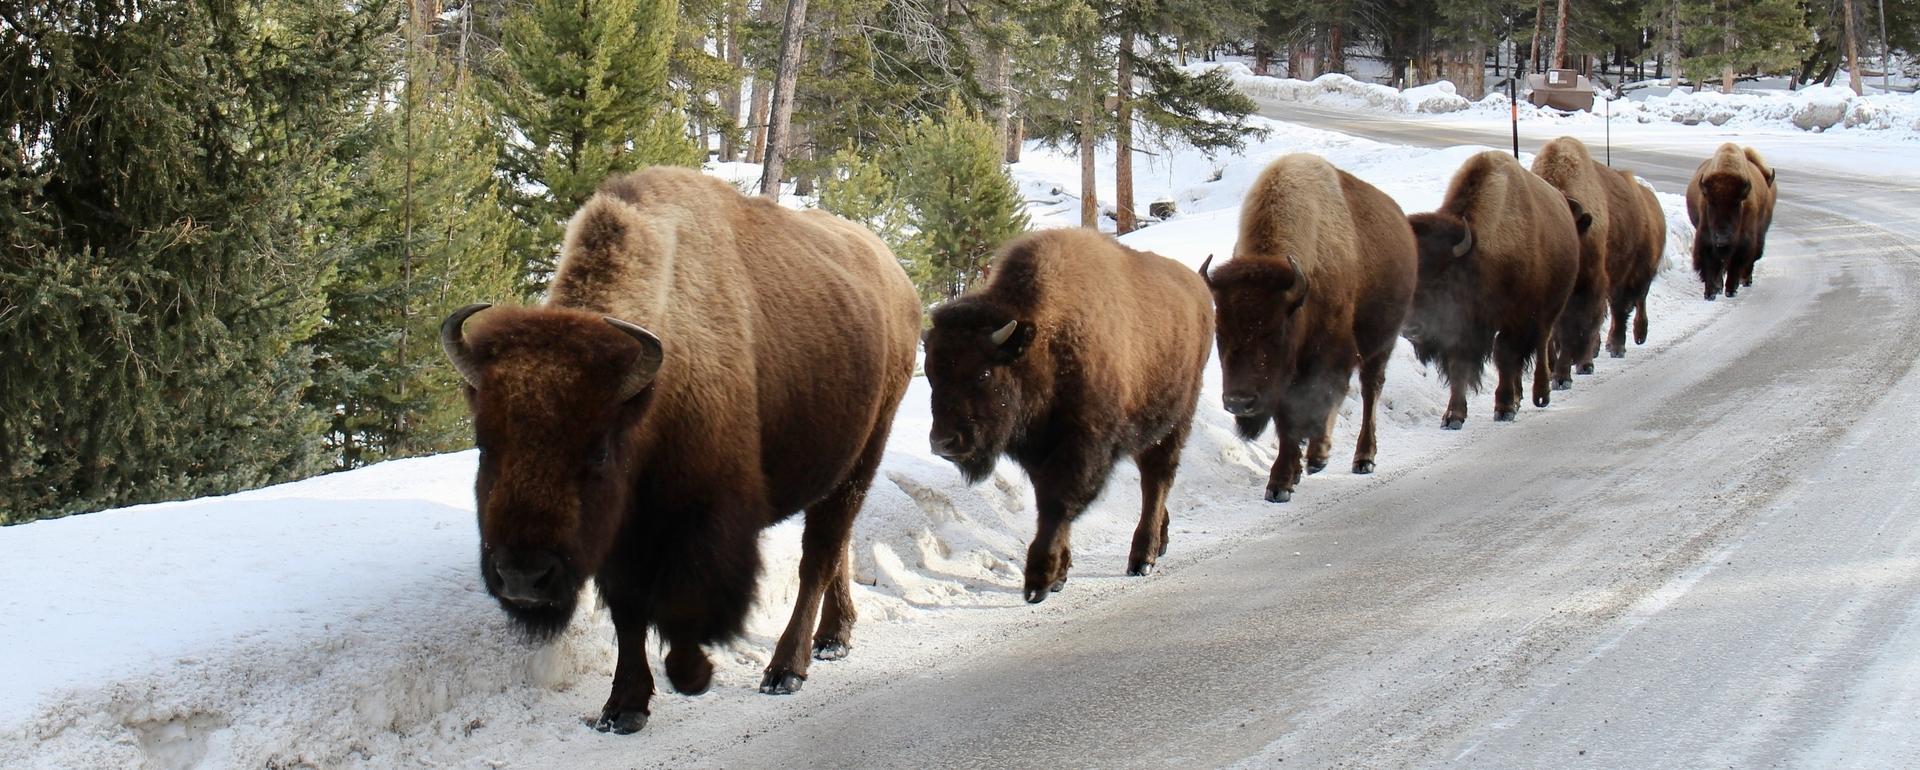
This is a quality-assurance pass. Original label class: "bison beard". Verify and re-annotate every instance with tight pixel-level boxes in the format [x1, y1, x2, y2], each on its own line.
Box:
[441, 167, 919, 734]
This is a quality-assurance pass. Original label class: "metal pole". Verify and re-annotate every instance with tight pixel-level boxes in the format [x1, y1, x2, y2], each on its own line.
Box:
[1510, 77, 1520, 159]
[1879, 0, 1891, 91]
[1605, 92, 1611, 167]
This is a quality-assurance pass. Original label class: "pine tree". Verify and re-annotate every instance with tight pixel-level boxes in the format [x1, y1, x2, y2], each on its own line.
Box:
[488, 0, 699, 291]
[891, 98, 1031, 302]
[0, 0, 392, 522]
[1678, 0, 1808, 91]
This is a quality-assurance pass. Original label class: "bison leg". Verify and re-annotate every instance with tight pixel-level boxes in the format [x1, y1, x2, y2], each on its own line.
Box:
[762, 442, 880, 694]
[1305, 385, 1343, 475]
[1024, 504, 1077, 603]
[595, 590, 655, 734]
[1607, 294, 1632, 359]
[1443, 378, 1468, 430]
[1266, 419, 1305, 503]
[1128, 430, 1186, 576]
[1634, 297, 1650, 345]
[1354, 353, 1387, 473]
[1495, 331, 1534, 419]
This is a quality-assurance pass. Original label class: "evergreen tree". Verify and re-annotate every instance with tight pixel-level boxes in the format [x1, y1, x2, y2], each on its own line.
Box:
[1678, 0, 1809, 91]
[488, 0, 699, 291]
[892, 99, 1031, 302]
[0, 0, 392, 522]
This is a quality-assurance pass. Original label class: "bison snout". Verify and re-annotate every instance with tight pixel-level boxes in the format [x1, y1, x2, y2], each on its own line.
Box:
[930, 430, 968, 459]
[1222, 391, 1259, 417]
[491, 550, 562, 606]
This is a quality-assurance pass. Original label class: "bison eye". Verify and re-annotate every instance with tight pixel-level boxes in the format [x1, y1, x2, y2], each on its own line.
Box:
[589, 445, 611, 467]
[977, 369, 992, 382]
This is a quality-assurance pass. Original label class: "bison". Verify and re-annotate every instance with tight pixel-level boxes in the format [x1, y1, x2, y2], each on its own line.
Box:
[438, 167, 919, 733]
[1531, 137, 1612, 390]
[1686, 143, 1777, 300]
[1203, 153, 1417, 504]
[1602, 169, 1668, 358]
[1406, 150, 1586, 429]
[924, 228, 1212, 603]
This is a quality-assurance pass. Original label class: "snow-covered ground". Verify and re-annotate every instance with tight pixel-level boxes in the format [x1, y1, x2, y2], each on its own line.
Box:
[2, 118, 1717, 768]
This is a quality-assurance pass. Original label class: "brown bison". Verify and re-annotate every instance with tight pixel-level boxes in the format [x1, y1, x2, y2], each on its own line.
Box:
[1686, 143, 1777, 300]
[1203, 153, 1416, 504]
[1602, 169, 1668, 358]
[924, 228, 1212, 603]
[1532, 137, 1612, 390]
[1406, 151, 1586, 429]
[438, 168, 919, 733]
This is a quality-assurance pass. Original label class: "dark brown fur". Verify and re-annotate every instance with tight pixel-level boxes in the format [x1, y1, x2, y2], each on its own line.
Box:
[924, 229, 1212, 603]
[1686, 143, 1777, 300]
[1205, 153, 1416, 504]
[1602, 169, 1667, 357]
[1406, 151, 1583, 429]
[1532, 137, 1611, 389]
[441, 167, 919, 733]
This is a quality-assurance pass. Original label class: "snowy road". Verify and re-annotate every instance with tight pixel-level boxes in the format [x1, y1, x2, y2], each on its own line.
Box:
[672, 108, 1920, 767]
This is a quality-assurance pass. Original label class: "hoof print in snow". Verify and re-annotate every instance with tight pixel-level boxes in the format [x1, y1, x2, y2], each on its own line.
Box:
[594, 710, 649, 735]
[812, 639, 851, 661]
[758, 669, 805, 695]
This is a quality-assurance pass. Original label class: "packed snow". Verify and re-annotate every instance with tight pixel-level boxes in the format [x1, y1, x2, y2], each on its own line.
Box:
[2, 116, 1719, 769]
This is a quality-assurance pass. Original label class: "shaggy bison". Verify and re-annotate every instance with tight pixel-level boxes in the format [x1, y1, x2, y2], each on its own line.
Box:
[1603, 170, 1668, 358]
[1406, 151, 1586, 429]
[1532, 137, 1612, 390]
[1687, 143, 1777, 299]
[1204, 153, 1416, 504]
[924, 228, 1212, 603]
[439, 167, 919, 733]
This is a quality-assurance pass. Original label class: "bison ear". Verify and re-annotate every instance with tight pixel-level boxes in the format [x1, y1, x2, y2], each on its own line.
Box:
[990, 319, 1035, 363]
[1564, 197, 1594, 235]
[604, 317, 664, 402]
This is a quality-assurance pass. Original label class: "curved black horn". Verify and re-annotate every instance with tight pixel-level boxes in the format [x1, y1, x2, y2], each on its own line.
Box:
[604, 317, 665, 402]
[440, 303, 492, 387]
[1286, 255, 1310, 313]
[1452, 227, 1474, 258]
[1198, 254, 1214, 284]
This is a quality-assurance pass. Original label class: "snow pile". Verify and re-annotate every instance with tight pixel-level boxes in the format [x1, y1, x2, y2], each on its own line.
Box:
[1, 117, 1714, 769]
[1199, 62, 1472, 114]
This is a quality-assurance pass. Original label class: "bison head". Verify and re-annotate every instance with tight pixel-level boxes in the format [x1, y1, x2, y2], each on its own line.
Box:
[1404, 213, 1481, 368]
[1202, 253, 1309, 439]
[923, 299, 1036, 484]
[441, 303, 664, 640]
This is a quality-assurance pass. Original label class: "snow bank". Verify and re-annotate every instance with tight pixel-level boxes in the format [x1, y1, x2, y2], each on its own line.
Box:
[1197, 62, 1472, 114]
[2, 118, 1715, 769]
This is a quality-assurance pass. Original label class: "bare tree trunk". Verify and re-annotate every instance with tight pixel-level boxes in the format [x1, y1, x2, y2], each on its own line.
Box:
[719, 2, 744, 161]
[1551, 0, 1570, 70]
[1006, 112, 1024, 163]
[1326, 10, 1347, 74]
[1722, 13, 1735, 94]
[759, 0, 808, 196]
[1842, 0, 1864, 94]
[1079, 96, 1099, 228]
[1115, 28, 1137, 234]
[1668, 0, 1681, 86]
[986, 36, 1011, 151]
[1530, 0, 1546, 73]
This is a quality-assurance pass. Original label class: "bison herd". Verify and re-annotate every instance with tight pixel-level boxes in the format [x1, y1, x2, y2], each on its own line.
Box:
[437, 140, 1778, 732]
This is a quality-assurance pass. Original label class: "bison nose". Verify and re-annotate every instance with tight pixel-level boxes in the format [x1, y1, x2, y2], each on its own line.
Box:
[930, 431, 966, 459]
[492, 551, 561, 605]
[1222, 391, 1258, 416]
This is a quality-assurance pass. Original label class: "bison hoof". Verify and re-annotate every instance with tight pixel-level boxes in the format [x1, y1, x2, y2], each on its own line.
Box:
[1157, 540, 1169, 558]
[1353, 460, 1375, 475]
[1127, 561, 1155, 577]
[1265, 487, 1293, 504]
[1551, 378, 1572, 392]
[1532, 393, 1550, 408]
[1306, 459, 1328, 475]
[1494, 410, 1517, 422]
[1609, 349, 1625, 359]
[1023, 587, 1048, 604]
[1442, 418, 1464, 431]
[1743, 277, 1753, 287]
[1576, 363, 1594, 375]
[594, 709, 649, 735]
[812, 639, 851, 661]
[758, 669, 805, 695]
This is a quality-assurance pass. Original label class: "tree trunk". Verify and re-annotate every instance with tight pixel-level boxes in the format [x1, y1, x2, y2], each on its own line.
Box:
[1721, 13, 1735, 94]
[1115, 28, 1136, 235]
[1326, 13, 1346, 74]
[759, 0, 808, 196]
[1530, 0, 1546, 73]
[986, 35, 1011, 152]
[1551, 0, 1570, 70]
[1668, 0, 1681, 86]
[719, 2, 744, 161]
[1842, 0, 1864, 94]
[1006, 113, 1024, 163]
[1079, 96, 1099, 228]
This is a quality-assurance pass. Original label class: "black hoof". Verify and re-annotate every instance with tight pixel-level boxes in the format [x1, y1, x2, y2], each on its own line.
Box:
[1551, 378, 1571, 392]
[1494, 410, 1517, 422]
[1743, 278, 1753, 287]
[1127, 561, 1155, 577]
[1609, 350, 1625, 359]
[594, 709, 649, 735]
[1533, 394, 1550, 408]
[1575, 363, 1594, 375]
[1306, 459, 1328, 475]
[1265, 487, 1293, 503]
[1353, 460, 1375, 475]
[1050, 576, 1067, 593]
[1023, 586, 1048, 604]
[812, 639, 851, 661]
[758, 669, 805, 695]
[1442, 418, 1464, 431]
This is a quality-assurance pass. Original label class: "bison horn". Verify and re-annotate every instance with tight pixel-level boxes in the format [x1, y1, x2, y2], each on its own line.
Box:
[1286, 254, 1310, 313]
[989, 319, 1019, 347]
[1452, 228, 1474, 258]
[1198, 254, 1214, 284]
[440, 303, 492, 388]
[604, 317, 665, 402]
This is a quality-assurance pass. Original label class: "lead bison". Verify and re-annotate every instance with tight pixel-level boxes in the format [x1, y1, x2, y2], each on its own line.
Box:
[1603, 169, 1667, 358]
[1532, 137, 1612, 390]
[438, 167, 919, 733]
[1204, 153, 1416, 504]
[924, 228, 1212, 603]
[1406, 151, 1585, 429]
[1687, 143, 1777, 299]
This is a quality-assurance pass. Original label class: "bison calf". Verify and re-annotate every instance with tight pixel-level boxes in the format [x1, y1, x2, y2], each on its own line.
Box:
[440, 167, 919, 733]
[1204, 153, 1416, 504]
[1406, 151, 1585, 429]
[924, 229, 1212, 603]
[1687, 143, 1777, 300]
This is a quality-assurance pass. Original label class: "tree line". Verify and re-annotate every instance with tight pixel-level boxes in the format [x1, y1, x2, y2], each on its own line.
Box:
[1, 0, 1909, 523]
